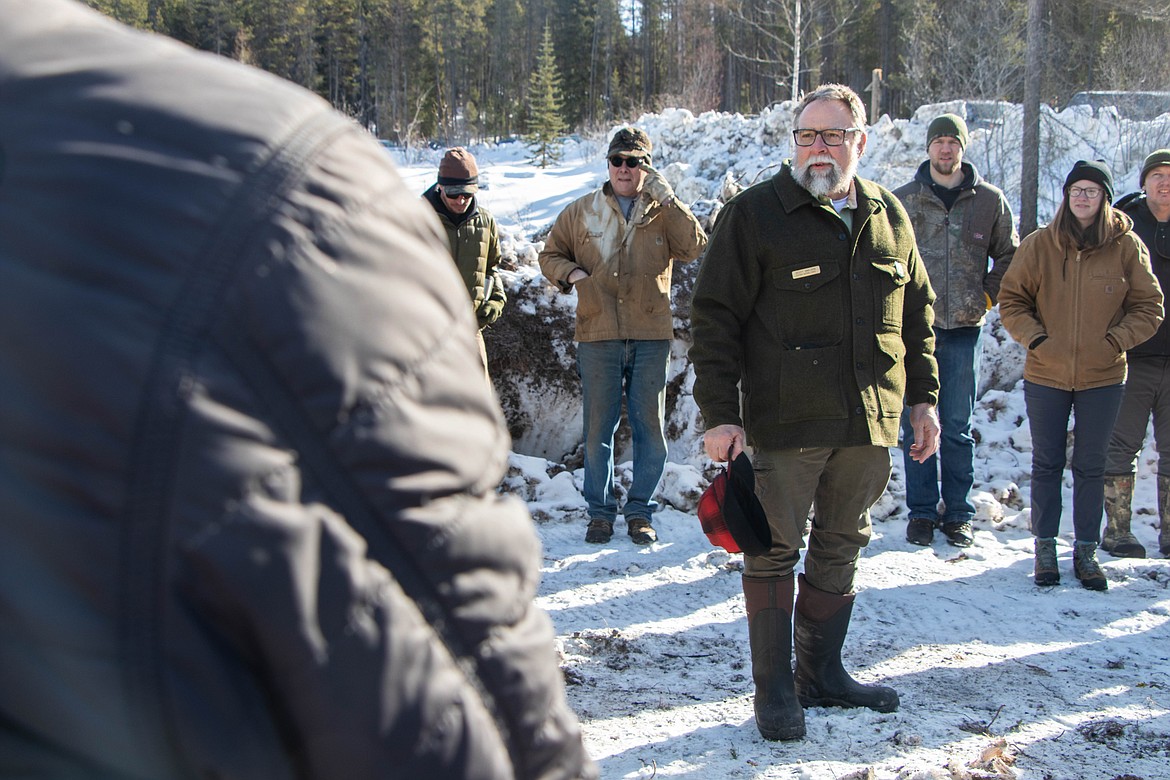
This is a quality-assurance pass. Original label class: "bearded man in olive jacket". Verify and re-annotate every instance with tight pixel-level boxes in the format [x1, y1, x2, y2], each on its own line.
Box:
[690, 84, 940, 742]
[539, 126, 707, 546]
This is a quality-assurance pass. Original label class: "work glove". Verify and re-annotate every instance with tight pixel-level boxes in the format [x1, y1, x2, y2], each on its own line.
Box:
[477, 298, 504, 329]
[642, 164, 675, 205]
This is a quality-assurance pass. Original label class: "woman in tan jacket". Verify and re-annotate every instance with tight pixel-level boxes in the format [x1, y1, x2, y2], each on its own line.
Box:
[1000, 160, 1163, 591]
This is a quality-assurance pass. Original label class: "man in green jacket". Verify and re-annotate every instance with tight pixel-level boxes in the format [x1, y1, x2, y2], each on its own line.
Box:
[893, 113, 1019, 549]
[539, 126, 707, 545]
[690, 84, 940, 741]
[424, 147, 507, 375]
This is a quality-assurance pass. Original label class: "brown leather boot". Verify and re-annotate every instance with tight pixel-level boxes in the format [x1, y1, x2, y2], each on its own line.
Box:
[1101, 474, 1145, 558]
[793, 574, 899, 713]
[742, 574, 805, 741]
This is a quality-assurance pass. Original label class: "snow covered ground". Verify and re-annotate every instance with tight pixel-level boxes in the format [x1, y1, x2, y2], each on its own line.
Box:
[393, 103, 1170, 779]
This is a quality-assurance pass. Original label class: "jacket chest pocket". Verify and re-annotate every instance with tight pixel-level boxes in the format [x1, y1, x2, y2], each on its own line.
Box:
[1088, 267, 1128, 293]
[769, 261, 842, 347]
[870, 257, 909, 330]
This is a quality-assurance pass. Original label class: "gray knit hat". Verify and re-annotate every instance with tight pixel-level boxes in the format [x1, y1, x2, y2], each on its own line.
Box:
[1064, 159, 1114, 203]
[1141, 149, 1170, 187]
[927, 113, 969, 149]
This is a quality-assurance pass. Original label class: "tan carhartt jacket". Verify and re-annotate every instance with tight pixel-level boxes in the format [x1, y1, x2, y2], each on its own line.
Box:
[539, 182, 707, 342]
[999, 209, 1163, 391]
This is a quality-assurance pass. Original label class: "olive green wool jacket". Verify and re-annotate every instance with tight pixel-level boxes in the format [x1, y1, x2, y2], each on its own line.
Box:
[690, 164, 939, 450]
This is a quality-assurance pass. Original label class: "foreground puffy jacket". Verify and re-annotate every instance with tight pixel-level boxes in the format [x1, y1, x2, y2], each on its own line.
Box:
[0, 3, 595, 779]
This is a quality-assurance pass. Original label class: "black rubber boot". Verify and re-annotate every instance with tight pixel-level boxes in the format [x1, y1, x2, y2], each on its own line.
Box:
[742, 574, 805, 741]
[793, 574, 899, 713]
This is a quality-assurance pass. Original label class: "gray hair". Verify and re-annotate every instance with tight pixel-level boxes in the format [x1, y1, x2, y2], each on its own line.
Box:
[794, 84, 867, 130]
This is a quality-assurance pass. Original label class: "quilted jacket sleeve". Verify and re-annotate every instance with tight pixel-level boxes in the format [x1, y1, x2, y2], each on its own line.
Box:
[180, 123, 596, 780]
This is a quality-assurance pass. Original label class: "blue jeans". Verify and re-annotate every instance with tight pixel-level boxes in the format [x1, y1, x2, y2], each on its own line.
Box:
[901, 326, 982, 524]
[1025, 380, 1124, 542]
[576, 339, 670, 522]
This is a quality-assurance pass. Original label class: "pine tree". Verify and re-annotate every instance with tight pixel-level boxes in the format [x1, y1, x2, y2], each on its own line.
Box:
[526, 22, 565, 168]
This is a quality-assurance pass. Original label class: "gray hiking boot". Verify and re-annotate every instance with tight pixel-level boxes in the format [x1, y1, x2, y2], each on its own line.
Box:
[1101, 474, 1145, 558]
[1073, 541, 1108, 591]
[1034, 537, 1059, 587]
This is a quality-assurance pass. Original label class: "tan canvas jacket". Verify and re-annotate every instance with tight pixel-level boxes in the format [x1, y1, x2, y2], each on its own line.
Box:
[539, 182, 707, 342]
[999, 210, 1163, 391]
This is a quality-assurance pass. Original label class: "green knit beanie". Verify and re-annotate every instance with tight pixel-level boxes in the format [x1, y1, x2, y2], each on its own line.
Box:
[927, 113, 969, 149]
[1141, 149, 1170, 187]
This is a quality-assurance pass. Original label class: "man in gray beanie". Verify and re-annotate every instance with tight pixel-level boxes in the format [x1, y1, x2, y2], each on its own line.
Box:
[894, 112, 1019, 550]
[1103, 148, 1170, 559]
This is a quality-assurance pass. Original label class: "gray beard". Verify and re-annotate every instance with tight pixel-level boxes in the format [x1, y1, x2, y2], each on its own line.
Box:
[796, 155, 855, 199]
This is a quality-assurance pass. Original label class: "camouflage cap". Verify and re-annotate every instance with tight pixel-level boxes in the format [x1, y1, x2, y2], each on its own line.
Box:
[606, 126, 653, 159]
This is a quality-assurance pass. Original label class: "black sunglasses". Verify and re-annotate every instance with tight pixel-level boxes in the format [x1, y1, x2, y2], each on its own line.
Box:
[608, 156, 643, 169]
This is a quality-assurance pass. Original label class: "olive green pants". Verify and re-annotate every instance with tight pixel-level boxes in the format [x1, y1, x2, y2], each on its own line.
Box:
[745, 445, 891, 595]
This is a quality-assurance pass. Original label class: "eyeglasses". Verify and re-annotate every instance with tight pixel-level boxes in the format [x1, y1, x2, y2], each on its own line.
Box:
[1068, 186, 1103, 199]
[792, 128, 861, 147]
[608, 156, 643, 169]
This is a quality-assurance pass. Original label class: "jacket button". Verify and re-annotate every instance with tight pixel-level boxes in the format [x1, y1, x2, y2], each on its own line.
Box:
[855, 407, 864, 415]
[856, 317, 864, 325]
[853, 273, 861, 280]
[839, 233, 847, 240]
[803, 282, 812, 289]
[856, 362, 864, 369]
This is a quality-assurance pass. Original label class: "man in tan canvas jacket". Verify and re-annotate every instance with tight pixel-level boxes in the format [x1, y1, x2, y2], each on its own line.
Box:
[539, 126, 707, 545]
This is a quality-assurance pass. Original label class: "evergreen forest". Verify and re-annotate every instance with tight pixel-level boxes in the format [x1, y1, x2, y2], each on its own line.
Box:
[86, 0, 1170, 146]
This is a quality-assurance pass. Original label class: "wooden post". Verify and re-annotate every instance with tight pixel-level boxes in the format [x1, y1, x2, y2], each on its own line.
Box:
[1021, 0, 1045, 236]
[868, 68, 883, 125]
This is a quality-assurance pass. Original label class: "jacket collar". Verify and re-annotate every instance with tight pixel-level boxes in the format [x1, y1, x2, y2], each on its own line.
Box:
[913, 159, 981, 192]
[1043, 206, 1136, 253]
[423, 182, 478, 226]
